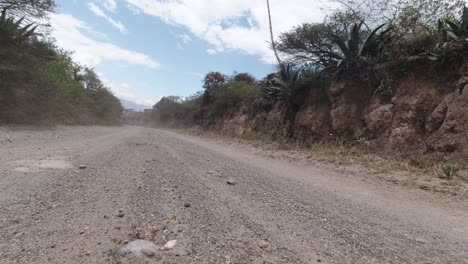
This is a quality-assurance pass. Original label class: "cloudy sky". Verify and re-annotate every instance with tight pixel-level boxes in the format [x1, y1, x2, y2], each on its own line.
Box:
[52, 0, 336, 107]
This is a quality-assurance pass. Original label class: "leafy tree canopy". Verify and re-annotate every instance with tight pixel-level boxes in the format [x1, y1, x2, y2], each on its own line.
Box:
[0, 0, 56, 19]
[203, 71, 227, 92]
[333, 0, 465, 34]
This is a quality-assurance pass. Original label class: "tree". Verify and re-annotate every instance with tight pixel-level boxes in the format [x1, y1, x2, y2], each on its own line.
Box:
[277, 23, 336, 66]
[333, 0, 465, 35]
[276, 8, 367, 66]
[0, 2, 122, 124]
[0, 0, 56, 20]
[232, 72, 256, 84]
[80, 68, 104, 97]
[324, 9, 367, 36]
[202, 71, 226, 92]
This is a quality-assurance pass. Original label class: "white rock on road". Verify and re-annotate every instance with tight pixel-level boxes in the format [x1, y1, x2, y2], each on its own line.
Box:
[119, 240, 160, 259]
[162, 240, 177, 250]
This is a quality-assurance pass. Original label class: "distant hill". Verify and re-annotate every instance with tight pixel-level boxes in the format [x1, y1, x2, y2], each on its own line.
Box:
[120, 99, 150, 112]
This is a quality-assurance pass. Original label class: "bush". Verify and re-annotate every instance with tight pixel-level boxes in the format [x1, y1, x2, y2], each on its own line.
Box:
[153, 72, 260, 126]
[209, 80, 260, 115]
[0, 9, 122, 124]
[154, 94, 203, 126]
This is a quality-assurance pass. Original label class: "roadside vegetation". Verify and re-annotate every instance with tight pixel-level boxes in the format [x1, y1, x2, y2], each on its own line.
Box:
[155, 0, 466, 124]
[0, 0, 122, 124]
[152, 0, 468, 180]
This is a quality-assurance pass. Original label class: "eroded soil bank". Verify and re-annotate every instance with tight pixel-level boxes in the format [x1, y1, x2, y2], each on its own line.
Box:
[203, 56, 468, 166]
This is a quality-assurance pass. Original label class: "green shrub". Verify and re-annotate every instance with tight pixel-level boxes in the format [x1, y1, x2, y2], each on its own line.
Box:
[154, 94, 203, 125]
[0, 9, 122, 124]
[209, 80, 260, 116]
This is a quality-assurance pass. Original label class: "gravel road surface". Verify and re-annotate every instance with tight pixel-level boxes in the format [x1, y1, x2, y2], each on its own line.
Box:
[0, 126, 467, 264]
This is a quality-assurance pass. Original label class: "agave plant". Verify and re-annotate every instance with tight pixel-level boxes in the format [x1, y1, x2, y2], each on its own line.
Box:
[327, 23, 393, 67]
[424, 20, 448, 44]
[427, 42, 449, 62]
[266, 64, 301, 101]
[0, 8, 38, 43]
[446, 6, 468, 42]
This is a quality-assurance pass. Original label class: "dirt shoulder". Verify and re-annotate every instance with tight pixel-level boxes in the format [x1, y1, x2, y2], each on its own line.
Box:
[181, 128, 468, 199]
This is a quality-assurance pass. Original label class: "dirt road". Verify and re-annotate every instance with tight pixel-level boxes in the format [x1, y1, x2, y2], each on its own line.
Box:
[0, 126, 467, 264]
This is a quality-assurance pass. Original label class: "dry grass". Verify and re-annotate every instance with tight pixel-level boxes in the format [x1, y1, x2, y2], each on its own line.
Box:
[183, 127, 467, 183]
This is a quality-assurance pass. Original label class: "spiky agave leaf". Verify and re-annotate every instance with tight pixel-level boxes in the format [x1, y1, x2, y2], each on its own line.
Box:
[348, 23, 361, 56]
[462, 5, 468, 31]
[447, 31, 460, 41]
[427, 42, 448, 61]
[18, 23, 34, 34]
[379, 26, 394, 41]
[446, 20, 461, 34]
[446, 6, 468, 42]
[438, 19, 444, 31]
[0, 13, 38, 41]
[360, 23, 387, 56]
[23, 25, 38, 38]
[13, 17, 25, 27]
[0, 8, 6, 22]
[268, 64, 301, 100]
[331, 35, 352, 59]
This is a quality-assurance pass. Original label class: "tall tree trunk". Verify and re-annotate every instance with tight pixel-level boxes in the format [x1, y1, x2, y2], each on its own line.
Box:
[266, 0, 282, 65]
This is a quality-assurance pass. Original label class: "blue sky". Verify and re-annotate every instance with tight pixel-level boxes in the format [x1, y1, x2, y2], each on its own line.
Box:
[51, 0, 332, 107]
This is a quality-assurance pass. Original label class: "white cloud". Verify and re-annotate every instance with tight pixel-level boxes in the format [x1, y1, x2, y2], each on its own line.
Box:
[138, 97, 163, 107]
[88, 2, 128, 34]
[100, 0, 118, 13]
[206, 48, 216, 55]
[50, 13, 158, 68]
[179, 33, 192, 44]
[99, 74, 135, 100]
[174, 33, 192, 49]
[124, 0, 336, 63]
[126, 3, 141, 15]
[98, 73, 160, 107]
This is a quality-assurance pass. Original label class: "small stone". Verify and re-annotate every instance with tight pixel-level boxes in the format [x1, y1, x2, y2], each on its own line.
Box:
[117, 210, 124, 217]
[85, 251, 91, 256]
[50, 244, 56, 249]
[79, 165, 87, 169]
[415, 238, 427, 244]
[162, 240, 177, 250]
[184, 203, 191, 208]
[141, 248, 155, 257]
[119, 240, 159, 259]
[419, 185, 430, 191]
[227, 180, 236, 185]
[207, 171, 215, 175]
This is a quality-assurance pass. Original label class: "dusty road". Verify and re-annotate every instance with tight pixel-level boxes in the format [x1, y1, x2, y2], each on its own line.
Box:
[0, 126, 467, 264]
